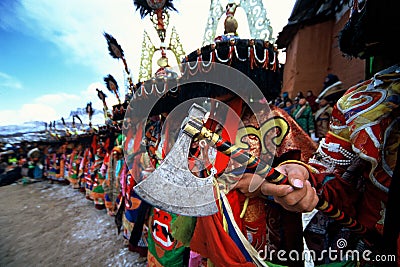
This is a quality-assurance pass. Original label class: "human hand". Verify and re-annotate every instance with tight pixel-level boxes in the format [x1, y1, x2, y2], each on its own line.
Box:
[261, 163, 318, 212]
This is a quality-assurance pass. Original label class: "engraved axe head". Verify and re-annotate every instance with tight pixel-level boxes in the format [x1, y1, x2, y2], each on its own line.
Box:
[133, 103, 218, 216]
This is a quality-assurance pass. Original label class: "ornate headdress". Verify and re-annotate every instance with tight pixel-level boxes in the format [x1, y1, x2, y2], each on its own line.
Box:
[130, 38, 281, 117]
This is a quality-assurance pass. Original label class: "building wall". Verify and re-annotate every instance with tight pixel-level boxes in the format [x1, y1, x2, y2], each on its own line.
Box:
[330, 11, 365, 89]
[281, 10, 365, 99]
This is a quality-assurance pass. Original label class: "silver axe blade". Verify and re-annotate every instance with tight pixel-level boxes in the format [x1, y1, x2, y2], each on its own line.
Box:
[133, 103, 218, 217]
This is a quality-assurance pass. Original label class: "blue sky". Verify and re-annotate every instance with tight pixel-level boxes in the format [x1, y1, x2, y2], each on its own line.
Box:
[0, 0, 294, 127]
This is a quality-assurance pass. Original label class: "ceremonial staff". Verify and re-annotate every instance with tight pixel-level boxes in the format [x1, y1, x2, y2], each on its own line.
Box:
[85, 102, 94, 128]
[103, 32, 135, 94]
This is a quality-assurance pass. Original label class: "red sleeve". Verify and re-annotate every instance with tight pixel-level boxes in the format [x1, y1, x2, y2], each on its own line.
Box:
[308, 171, 360, 219]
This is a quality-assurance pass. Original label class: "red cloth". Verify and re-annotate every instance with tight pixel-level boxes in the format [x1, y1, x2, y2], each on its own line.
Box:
[190, 213, 256, 267]
[212, 98, 244, 231]
[190, 98, 255, 266]
[213, 97, 242, 174]
[104, 137, 111, 153]
[91, 135, 98, 154]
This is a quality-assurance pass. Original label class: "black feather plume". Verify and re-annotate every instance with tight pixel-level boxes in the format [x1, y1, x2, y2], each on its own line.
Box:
[86, 102, 94, 117]
[133, 0, 177, 18]
[86, 103, 94, 123]
[103, 32, 124, 59]
[104, 74, 121, 104]
[104, 74, 119, 94]
[96, 88, 107, 102]
[61, 117, 66, 126]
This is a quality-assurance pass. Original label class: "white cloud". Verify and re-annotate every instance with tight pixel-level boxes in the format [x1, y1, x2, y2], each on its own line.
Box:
[0, 104, 57, 126]
[21, 104, 58, 121]
[16, 0, 145, 77]
[34, 93, 80, 105]
[0, 82, 121, 126]
[0, 72, 23, 90]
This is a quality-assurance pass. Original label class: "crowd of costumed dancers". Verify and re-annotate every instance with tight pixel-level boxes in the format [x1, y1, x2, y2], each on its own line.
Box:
[1, 0, 400, 266]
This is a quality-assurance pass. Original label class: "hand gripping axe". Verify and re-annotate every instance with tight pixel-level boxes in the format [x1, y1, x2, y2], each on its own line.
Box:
[134, 104, 368, 237]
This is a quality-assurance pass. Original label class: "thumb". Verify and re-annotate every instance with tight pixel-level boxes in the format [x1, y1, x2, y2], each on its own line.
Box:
[275, 164, 308, 189]
[290, 177, 304, 189]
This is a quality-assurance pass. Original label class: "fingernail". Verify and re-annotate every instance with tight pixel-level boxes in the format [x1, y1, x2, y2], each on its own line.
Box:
[286, 186, 294, 193]
[292, 179, 304, 188]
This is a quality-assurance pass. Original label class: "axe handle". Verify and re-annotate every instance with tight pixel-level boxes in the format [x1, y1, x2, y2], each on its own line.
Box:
[184, 120, 368, 235]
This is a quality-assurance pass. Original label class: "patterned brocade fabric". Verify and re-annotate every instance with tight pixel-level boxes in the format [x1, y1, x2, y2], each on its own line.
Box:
[306, 65, 400, 262]
[311, 65, 400, 194]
